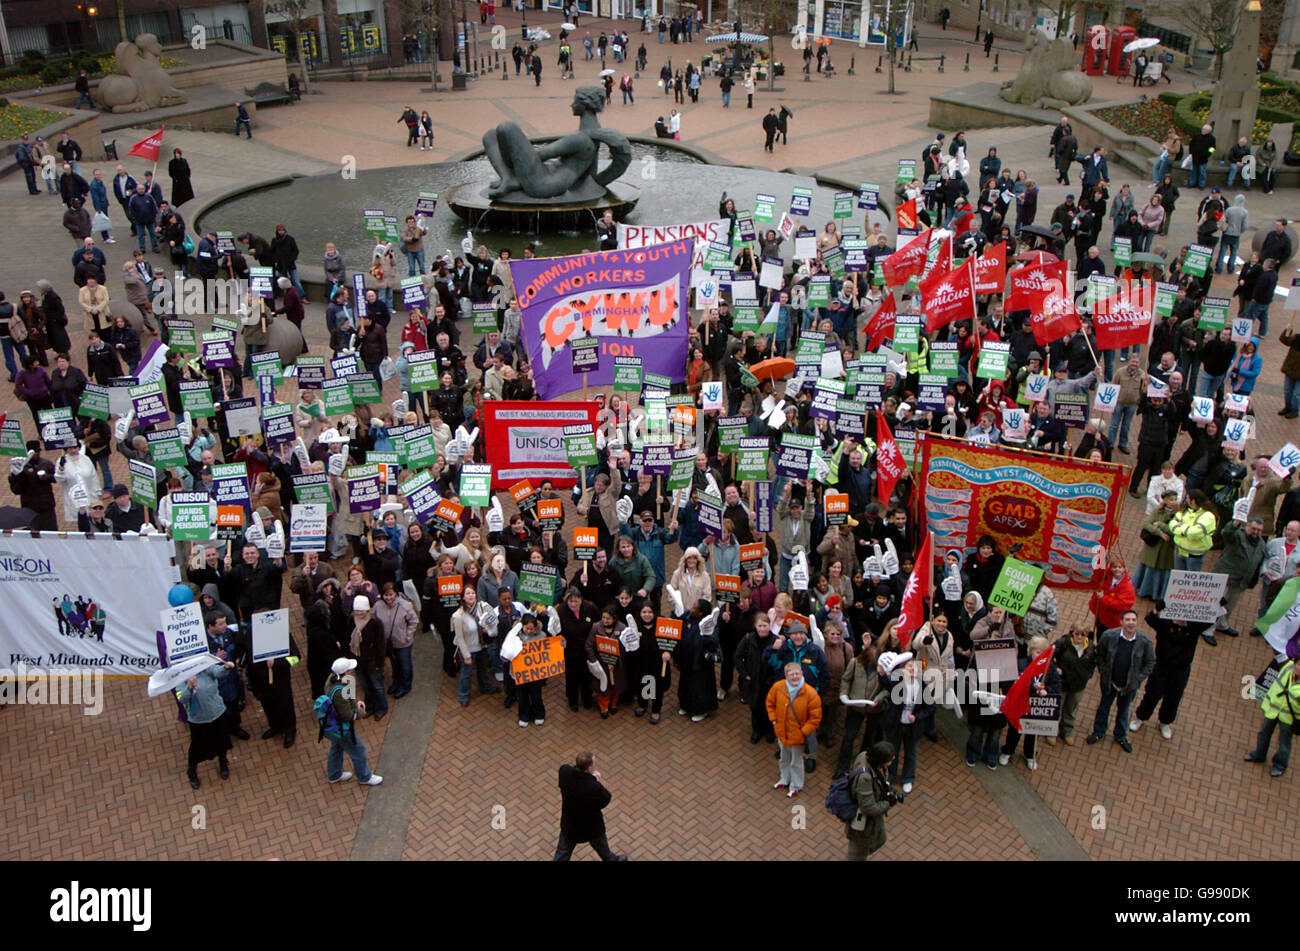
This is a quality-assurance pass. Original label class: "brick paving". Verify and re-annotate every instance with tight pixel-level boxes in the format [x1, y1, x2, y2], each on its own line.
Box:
[0, 21, 1297, 860]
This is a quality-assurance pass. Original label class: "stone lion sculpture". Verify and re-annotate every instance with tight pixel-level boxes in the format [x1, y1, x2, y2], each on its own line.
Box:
[1000, 30, 1092, 108]
[97, 34, 187, 113]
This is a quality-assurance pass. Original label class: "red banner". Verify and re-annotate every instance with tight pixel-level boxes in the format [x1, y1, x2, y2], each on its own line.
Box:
[1005, 260, 1065, 313]
[127, 126, 164, 162]
[974, 241, 1006, 295]
[882, 229, 931, 286]
[863, 293, 897, 350]
[896, 198, 918, 233]
[895, 531, 933, 650]
[917, 433, 1128, 590]
[922, 233, 953, 281]
[481, 400, 599, 488]
[921, 258, 977, 333]
[1030, 291, 1082, 346]
[876, 412, 906, 505]
[1094, 297, 1154, 351]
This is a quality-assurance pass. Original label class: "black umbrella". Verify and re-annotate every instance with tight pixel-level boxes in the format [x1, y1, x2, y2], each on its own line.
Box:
[0, 506, 38, 530]
[1018, 224, 1058, 241]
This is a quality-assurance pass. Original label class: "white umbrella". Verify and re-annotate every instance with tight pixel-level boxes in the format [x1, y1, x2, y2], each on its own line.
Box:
[705, 31, 770, 44]
[600, 68, 616, 76]
[1123, 37, 1160, 53]
[147, 653, 222, 698]
[562, 21, 577, 29]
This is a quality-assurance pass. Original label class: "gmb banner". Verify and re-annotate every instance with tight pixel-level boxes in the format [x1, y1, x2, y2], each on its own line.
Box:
[482, 400, 600, 489]
[510, 240, 692, 400]
[0, 534, 181, 674]
[918, 434, 1128, 590]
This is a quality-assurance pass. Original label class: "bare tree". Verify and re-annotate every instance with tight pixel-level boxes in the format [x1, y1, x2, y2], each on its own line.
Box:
[1154, 0, 1248, 77]
[282, 0, 312, 89]
[883, 0, 911, 94]
[400, 0, 453, 87]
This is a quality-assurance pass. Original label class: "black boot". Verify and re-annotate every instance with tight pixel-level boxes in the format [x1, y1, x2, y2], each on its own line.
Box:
[218, 758, 230, 780]
[188, 768, 200, 789]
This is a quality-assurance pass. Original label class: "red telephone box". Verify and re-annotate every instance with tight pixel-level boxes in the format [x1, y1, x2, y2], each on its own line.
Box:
[1081, 24, 1108, 75]
[1107, 25, 1136, 76]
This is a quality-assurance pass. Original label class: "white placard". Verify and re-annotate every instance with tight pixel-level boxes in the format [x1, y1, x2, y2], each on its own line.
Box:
[730, 278, 757, 301]
[821, 348, 844, 380]
[1023, 374, 1049, 402]
[1092, 383, 1120, 414]
[778, 213, 795, 239]
[696, 276, 719, 310]
[1146, 376, 1169, 398]
[701, 380, 723, 411]
[1224, 393, 1250, 415]
[1161, 570, 1228, 624]
[1230, 317, 1253, 344]
[290, 503, 327, 553]
[160, 601, 207, 664]
[794, 233, 816, 261]
[759, 259, 784, 290]
[250, 608, 290, 662]
[1190, 396, 1214, 423]
[1222, 417, 1249, 450]
[1270, 442, 1300, 478]
[1002, 408, 1028, 440]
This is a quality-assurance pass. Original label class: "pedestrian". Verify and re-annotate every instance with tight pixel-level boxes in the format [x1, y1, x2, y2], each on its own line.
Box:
[1281, 314, 1300, 419]
[762, 108, 778, 152]
[1051, 626, 1096, 745]
[880, 652, 930, 792]
[14, 135, 40, 195]
[766, 660, 823, 799]
[1054, 127, 1078, 186]
[1188, 123, 1216, 190]
[1000, 635, 1060, 770]
[168, 147, 194, 208]
[719, 72, 733, 107]
[744, 69, 754, 108]
[74, 70, 96, 110]
[553, 750, 627, 861]
[1243, 652, 1300, 777]
[983, 29, 994, 56]
[8, 439, 57, 531]
[1086, 609, 1155, 752]
[532, 52, 543, 86]
[178, 658, 236, 788]
[1169, 489, 1216, 571]
[620, 72, 634, 105]
[1211, 517, 1266, 641]
[398, 105, 419, 145]
[319, 658, 384, 786]
[844, 741, 898, 861]
[234, 101, 252, 139]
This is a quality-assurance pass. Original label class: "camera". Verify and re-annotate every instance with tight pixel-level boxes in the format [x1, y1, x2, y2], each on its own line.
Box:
[885, 788, 905, 805]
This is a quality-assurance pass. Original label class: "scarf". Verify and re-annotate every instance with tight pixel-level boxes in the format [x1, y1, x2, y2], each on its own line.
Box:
[786, 674, 804, 700]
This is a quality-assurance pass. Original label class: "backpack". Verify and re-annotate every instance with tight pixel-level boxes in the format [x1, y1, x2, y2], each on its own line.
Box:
[824, 766, 867, 822]
[314, 683, 351, 742]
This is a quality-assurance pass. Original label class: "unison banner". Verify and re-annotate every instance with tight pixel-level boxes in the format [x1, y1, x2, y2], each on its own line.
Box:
[482, 400, 600, 488]
[0, 533, 180, 674]
[617, 218, 729, 284]
[918, 434, 1127, 590]
[510, 241, 692, 400]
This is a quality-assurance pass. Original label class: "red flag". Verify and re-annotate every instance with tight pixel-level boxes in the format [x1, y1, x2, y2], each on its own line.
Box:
[895, 531, 933, 651]
[896, 198, 919, 234]
[127, 126, 165, 162]
[1094, 296, 1154, 351]
[974, 241, 1006, 295]
[922, 233, 953, 281]
[954, 208, 975, 235]
[920, 258, 977, 334]
[882, 229, 931, 286]
[875, 412, 906, 506]
[1030, 292, 1082, 346]
[863, 293, 897, 350]
[1000, 645, 1056, 731]
[1005, 259, 1065, 313]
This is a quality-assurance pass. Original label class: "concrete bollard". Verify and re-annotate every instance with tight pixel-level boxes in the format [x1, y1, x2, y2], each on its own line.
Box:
[938, 53, 945, 72]
[993, 53, 999, 72]
[964, 51, 970, 71]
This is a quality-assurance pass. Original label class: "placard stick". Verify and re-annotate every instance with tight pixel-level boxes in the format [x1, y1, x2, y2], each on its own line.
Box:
[268, 657, 274, 685]
[364, 511, 374, 553]
[656, 475, 663, 522]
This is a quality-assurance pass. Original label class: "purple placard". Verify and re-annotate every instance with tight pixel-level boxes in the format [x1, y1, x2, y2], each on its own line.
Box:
[130, 382, 171, 428]
[642, 443, 673, 476]
[257, 373, 275, 407]
[201, 334, 234, 369]
[754, 480, 773, 534]
[346, 468, 382, 513]
[404, 475, 442, 525]
[509, 241, 692, 400]
[775, 436, 814, 478]
[353, 273, 368, 320]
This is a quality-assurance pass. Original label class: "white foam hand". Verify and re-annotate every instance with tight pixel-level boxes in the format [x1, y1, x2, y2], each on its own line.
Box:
[445, 439, 464, 464]
[627, 414, 644, 448]
[500, 621, 524, 661]
[883, 539, 900, 577]
[595, 428, 607, 450]
[245, 521, 266, 547]
[294, 437, 311, 470]
[704, 473, 721, 499]
[547, 608, 561, 636]
[328, 452, 347, 477]
[486, 496, 504, 533]
[9, 456, 25, 476]
[114, 409, 134, 442]
[392, 399, 407, 418]
[809, 613, 824, 649]
[666, 583, 685, 617]
[139, 522, 157, 536]
[619, 623, 640, 652]
[456, 425, 479, 446]
[941, 565, 963, 601]
[476, 601, 498, 630]
[615, 496, 634, 525]
[266, 527, 285, 559]
[810, 451, 831, 484]
[698, 606, 722, 640]
[586, 659, 608, 693]
[761, 395, 776, 417]
[790, 551, 809, 591]
[177, 415, 192, 443]
[765, 400, 787, 428]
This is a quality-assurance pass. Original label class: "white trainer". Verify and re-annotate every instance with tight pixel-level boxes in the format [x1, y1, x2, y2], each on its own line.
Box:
[998, 753, 1010, 765]
[329, 771, 353, 783]
[1026, 758, 1038, 771]
[362, 774, 383, 786]
[1160, 724, 1172, 739]
[1129, 719, 1142, 732]
[518, 719, 528, 727]
[533, 718, 544, 725]
[902, 782, 913, 794]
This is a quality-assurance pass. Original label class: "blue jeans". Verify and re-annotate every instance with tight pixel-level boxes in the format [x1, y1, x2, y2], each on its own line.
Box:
[457, 648, 496, 703]
[136, 224, 158, 253]
[1215, 234, 1239, 274]
[1190, 162, 1207, 189]
[21, 165, 39, 194]
[1107, 402, 1136, 449]
[276, 266, 304, 298]
[1132, 561, 1169, 601]
[721, 90, 730, 107]
[1151, 156, 1170, 184]
[622, 88, 634, 104]
[1226, 164, 1251, 188]
[1197, 372, 1225, 400]
[359, 659, 388, 718]
[1284, 374, 1299, 413]
[1244, 299, 1270, 335]
[94, 454, 113, 489]
[1251, 716, 1293, 771]
[391, 644, 413, 693]
[1174, 553, 1205, 571]
[326, 730, 374, 782]
[1, 335, 28, 379]
[886, 720, 919, 784]
[1092, 685, 1134, 739]
[1137, 229, 1156, 253]
[405, 250, 425, 276]
[76, 91, 96, 109]
[965, 719, 1002, 766]
[236, 117, 252, 138]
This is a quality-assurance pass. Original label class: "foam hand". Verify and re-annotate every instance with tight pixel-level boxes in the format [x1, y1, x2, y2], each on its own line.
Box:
[486, 495, 505, 532]
[790, 551, 809, 591]
[586, 659, 608, 693]
[666, 583, 685, 617]
[698, 606, 722, 640]
[704, 473, 721, 499]
[615, 496, 634, 525]
[547, 608, 562, 636]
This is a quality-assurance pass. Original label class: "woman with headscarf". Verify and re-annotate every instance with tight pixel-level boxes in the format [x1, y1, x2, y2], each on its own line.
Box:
[178, 658, 236, 788]
[168, 147, 194, 206]
[963, 534, 1004, 602]
[585, 605, 628, 718]
[629, 598, 670, 723]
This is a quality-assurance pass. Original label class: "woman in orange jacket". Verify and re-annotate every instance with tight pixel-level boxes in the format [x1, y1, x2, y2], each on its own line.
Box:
[766, 662, 823, 799]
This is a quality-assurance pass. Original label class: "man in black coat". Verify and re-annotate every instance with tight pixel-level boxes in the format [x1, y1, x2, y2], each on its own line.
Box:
[554, 751, 627, 861]
[9, 440, 57, 531]
[1129, 607, 1208, 740]
[762, 109, 779, 153]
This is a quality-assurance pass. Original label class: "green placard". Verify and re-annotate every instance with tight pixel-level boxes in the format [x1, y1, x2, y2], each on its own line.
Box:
[128, 458, 157, 509]
[564, 425, 599, 468]
[0, 417, 26, 456]
[735, 437, 770, 481]
[348, 373, 382, 406]
[822, 246, 845, 279]
[739, 365, 760, 390]
[165, 319, 197, 354]
[363, 208, 386, 236]
[1182, 244, 1212, 278]
[251, 351, 284, 384]
[323, 378, 354, 415]
[407, 352, 440, 392]
[975, 343, 1010, 381]
[1112, 237, 1131, 269]
[667, 447, 697, 492]
[146, 428, 187, 468]
[472, 302, 499, 333]
[643, 372, 672, 393]
[171, 497, 214, 541]
[292, 473, 335, 512]
[897, 158, 917, 183]
[1154, 282, 1178, 318]
[988, 557, 1045, 616]
[1199, 297, 1230, 331]
[717, 416, 747, 453]
[210, 315, 240, 336]
[178, 380, 214, 419]
[79, 383, 111, 420]
[833, 191, 853, 219]
[383, 215, 401, 243]
[518, 562, 559, 606]
[404, 427, 437, 470]
[458, 463, 493, 507]
[754, 193, 776, 223]
[806, 276, 831, 308]
[732, 301, 761, 333]
[893, 316, 922, 354]
[613, 356, 642, 392]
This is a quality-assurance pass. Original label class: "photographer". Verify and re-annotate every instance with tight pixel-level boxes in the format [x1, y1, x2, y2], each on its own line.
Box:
[846, 741, 899, 860]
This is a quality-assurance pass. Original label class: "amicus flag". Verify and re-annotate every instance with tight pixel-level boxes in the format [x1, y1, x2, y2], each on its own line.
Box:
[882, 229, 931, 286]
[1093, 296, 1154, 351]
[922, 232, 953, 281]
[863, 292, 897, 350]
[920, 258, 976, 333]
[127, 126, 165, 162]
[875, 412, 906, 506]
[1006, 259, 1065, 313]
[1031, 291, 1082, 346]
[895, 530, 933, 651]
[1000, 644, 1056, 730]
[974, 241, 1006, 294]
[896, 198, 918, 233]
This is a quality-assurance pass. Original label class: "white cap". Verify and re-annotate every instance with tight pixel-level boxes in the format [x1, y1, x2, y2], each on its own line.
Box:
[331, 657, 357, 675]
[877, 651, 914, 676]
[352, 595, 371, 613]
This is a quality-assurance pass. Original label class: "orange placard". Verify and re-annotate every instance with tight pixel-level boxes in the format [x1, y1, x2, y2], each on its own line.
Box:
[509, 480, 536, 510]
[739, 542, 765, 572]
[824, 491, 849, 526]
[573, 527, 600, 560]
[510, 635, 566, 684]
[714, 574, 741, 603]
[536, 498, 563, 526]
[783, 611, 811, 635]
[595, 634, 621, 665]
[437, 574, 463, 606]
[672, 405, 697, 427]
[433, 499, 464, 529]
[654, 617, 683, 651]
[216, 505, 244, 527]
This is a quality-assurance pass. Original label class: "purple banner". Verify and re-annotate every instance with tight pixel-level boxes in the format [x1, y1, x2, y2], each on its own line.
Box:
[754, 481, 773, 534]
[510, 240, 692, 400]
